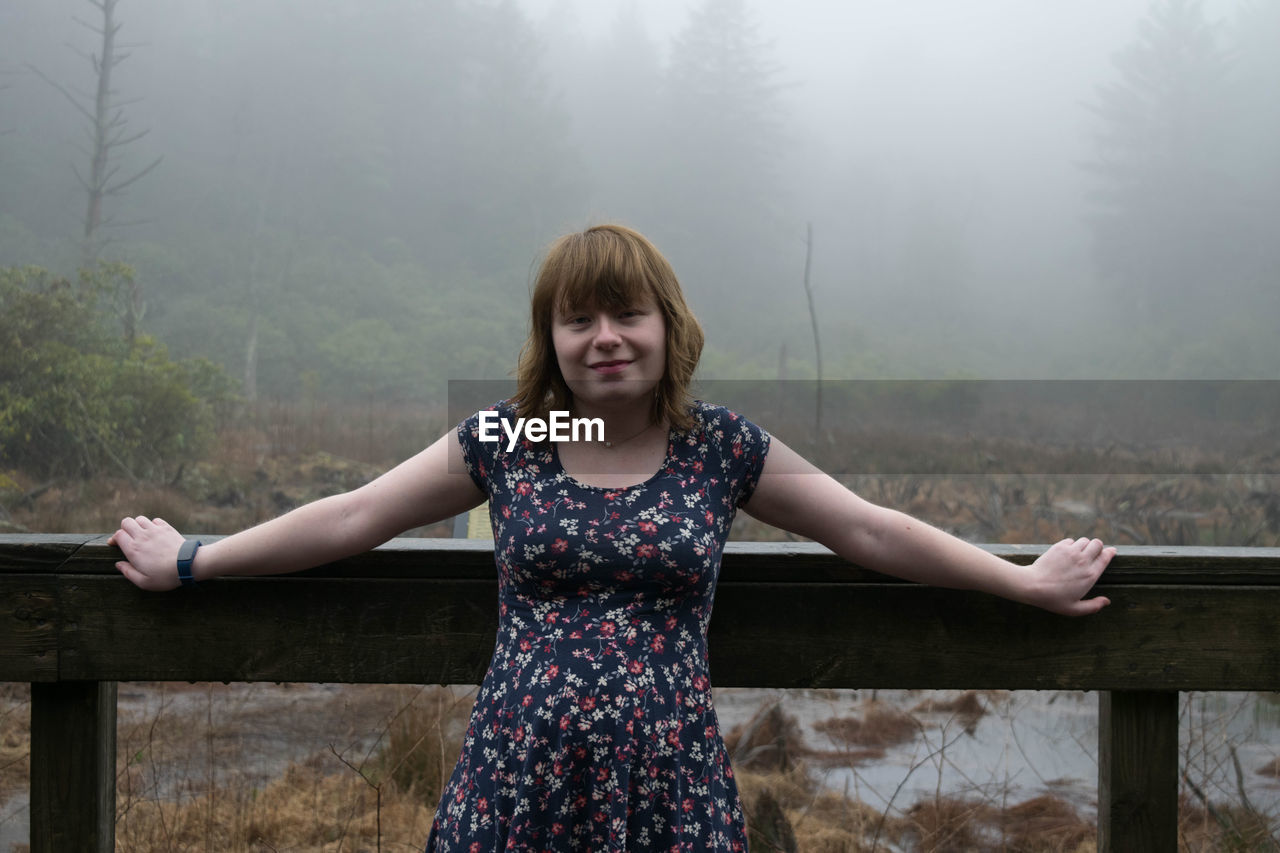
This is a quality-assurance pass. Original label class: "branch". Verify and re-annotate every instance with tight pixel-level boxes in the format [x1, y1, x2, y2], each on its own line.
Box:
[71, 15, 105, 36]
[24, 63, 94, 123]
[1229, 745, 1280, 851]
[108, 126, 150, 149]
[70, 162, 92, 191]
[104, 155, 162, 194]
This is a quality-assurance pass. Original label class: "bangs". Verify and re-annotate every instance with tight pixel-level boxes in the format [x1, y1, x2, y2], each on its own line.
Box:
[550, 232, 658, 316]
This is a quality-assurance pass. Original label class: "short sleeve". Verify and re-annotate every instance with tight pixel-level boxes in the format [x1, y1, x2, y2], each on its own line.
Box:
[690, 403, 770, 509]
[725, 411, 771, 508]
[456, 403, 506, 497]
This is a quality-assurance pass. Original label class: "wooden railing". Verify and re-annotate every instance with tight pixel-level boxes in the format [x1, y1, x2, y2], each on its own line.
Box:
[3, 534, 1279, 851]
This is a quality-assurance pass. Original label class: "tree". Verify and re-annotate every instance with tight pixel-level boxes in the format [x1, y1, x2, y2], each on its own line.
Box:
[1227, 1, 1280, 308]
[656, 0, 791, 314]
[31, 0, 161, 269]
[1082, 0, 1237, 324]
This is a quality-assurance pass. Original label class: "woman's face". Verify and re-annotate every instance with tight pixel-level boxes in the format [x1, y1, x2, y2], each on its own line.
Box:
[551, 294, 666, 413]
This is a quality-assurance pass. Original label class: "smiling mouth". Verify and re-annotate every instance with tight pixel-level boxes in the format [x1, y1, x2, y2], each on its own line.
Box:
[590, 360, 631, 373]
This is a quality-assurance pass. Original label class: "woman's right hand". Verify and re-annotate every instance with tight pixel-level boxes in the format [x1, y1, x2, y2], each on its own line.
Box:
[108, 515, 188, 591]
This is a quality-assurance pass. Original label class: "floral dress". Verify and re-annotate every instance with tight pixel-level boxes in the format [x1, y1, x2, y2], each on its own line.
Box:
[424, 400, 770, 852]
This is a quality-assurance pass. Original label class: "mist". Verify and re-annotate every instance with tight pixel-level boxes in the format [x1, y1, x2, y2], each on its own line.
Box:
[2, 0, 1277, 402]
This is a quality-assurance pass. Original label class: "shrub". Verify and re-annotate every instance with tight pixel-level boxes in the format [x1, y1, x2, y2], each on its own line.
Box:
[0, 264, 236, 480]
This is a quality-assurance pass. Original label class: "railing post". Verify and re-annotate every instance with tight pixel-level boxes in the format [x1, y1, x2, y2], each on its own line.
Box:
[1098, 689, 1178, 852]
[30, 681, 117, 853]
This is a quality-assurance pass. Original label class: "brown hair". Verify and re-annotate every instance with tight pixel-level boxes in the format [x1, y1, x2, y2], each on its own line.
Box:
[510, 224, 704, 431]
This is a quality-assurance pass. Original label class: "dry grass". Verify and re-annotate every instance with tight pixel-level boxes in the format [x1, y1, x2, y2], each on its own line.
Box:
[815, 702, 921, 749]
[112, 684, 473, 853]
[911, 690, 997, 736]
[0, 684, 29, 801]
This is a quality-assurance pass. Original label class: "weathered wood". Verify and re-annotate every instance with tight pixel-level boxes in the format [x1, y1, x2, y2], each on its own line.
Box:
[0, 578, 58, 681]
[56, 576, 498, 683]
[1, 574, 1270, 689]
[30, 680, 117, 853]
[5, 534, 1280, 582]
[710, 583, 1280, 690]
[0, 534, 96, 573]
[1098, 690, 1179, 852]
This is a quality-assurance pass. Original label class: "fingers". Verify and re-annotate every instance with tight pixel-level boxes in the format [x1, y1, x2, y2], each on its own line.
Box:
[1073, 595, 1111, 616]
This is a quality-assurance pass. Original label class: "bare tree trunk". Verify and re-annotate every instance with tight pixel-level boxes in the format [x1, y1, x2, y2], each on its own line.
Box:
[801, 222, 823, 436]
[80, 0, 118, 266]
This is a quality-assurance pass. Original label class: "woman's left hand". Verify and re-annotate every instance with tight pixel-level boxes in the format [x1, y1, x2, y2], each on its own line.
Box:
[1024, 537, 1115, 616]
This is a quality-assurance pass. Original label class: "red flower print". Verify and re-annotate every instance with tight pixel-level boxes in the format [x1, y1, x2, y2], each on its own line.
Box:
[650, 635, 665, 653]
[599, 621, 616, 637]
[628, 659, 645, 675]
[580, 696, 596, 711]
[636, 544, 657, 559]
[516, 480, 532, 495]
[639, 520, 658, 535]
[552, 537, 569, 553]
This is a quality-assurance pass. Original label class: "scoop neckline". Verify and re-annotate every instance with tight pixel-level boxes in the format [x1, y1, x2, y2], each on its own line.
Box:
[550, 425, 677, 492]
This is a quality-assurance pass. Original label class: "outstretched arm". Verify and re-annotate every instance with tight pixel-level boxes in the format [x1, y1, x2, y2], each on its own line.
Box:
[108, 431, 486, 590]
[741, 438, 1113, 616]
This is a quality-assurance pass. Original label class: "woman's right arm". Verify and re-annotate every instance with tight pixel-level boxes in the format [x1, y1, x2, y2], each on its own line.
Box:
[109, 431, 486, 591]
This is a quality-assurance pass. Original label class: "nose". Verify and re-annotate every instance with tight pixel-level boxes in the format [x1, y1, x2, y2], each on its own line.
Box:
[591, 314, 622, 348]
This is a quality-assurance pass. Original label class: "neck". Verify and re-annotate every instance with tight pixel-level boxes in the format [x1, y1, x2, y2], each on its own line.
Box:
[569, 398, 657, 446]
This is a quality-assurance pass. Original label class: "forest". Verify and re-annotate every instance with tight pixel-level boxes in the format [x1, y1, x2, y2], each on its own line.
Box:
[3, 0, 1279, 439]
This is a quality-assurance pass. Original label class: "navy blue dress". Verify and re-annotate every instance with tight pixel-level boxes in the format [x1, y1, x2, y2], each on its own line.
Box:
[424, 401, 770, 852]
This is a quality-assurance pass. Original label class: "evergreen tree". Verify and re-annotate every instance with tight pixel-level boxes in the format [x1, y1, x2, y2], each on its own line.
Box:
[657, 0, 789, 309]
[1228, 1, 1280, 307]
[1083, 0, 1238, 324]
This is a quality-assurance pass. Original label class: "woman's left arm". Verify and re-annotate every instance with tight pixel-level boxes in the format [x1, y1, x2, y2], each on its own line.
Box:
[741, 438, 1114, 616]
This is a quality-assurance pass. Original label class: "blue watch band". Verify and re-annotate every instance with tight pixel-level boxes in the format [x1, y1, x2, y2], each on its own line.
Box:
[177, 539, 202, 587]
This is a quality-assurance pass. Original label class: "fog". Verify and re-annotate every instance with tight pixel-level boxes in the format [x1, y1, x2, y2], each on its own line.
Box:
[2, 0, 1277, 401]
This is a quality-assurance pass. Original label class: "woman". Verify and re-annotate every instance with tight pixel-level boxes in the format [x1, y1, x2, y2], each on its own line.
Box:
[110, 224, 1114, 851]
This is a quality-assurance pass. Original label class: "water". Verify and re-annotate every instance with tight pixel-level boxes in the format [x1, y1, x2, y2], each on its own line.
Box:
[715, 688, 1280, 821]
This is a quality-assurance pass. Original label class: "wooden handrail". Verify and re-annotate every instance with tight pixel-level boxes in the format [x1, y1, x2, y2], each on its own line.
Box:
[5, 534, 1280, 851]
